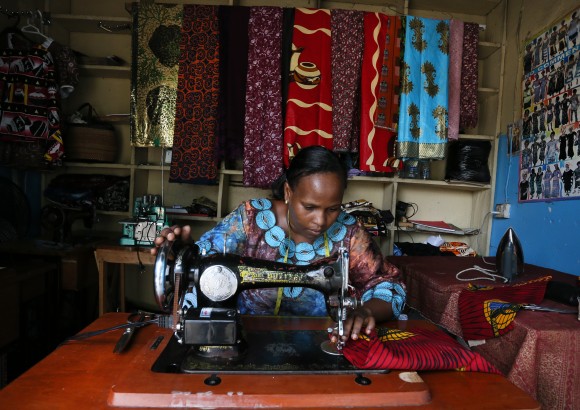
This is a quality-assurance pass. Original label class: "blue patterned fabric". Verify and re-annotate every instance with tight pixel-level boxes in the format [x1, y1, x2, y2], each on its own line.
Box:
[397, 16, 449, 160]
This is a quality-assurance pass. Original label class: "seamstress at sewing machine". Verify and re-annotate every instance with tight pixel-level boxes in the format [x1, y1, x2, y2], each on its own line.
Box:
[151, 145, 406, 343]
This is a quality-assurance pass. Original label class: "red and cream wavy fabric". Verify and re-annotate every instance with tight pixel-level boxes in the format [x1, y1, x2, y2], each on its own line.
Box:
[243, 7, 284, 188]
[170, 5, 219, 184]
[342, 326, 499, 373]
[359, 13, 402, 172]
[458, 276, 551, 340]
[283, 8, 333, 167]
[330, 9, 364, 152]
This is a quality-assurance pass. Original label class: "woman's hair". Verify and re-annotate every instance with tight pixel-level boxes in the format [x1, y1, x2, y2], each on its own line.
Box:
[271, 145, 348, 199]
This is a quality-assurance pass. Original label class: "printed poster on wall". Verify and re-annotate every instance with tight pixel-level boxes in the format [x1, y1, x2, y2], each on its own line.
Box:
[519, 7, 580, 202]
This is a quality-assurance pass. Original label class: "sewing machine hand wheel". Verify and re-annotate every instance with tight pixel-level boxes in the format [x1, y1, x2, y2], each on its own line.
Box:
[154, 239, 199, 313]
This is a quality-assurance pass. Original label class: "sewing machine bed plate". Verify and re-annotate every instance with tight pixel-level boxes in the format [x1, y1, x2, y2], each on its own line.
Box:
[152, 329, 388, 375]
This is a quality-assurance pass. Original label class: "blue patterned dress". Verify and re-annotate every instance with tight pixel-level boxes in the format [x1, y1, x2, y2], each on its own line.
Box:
[192, 199, 406, 318]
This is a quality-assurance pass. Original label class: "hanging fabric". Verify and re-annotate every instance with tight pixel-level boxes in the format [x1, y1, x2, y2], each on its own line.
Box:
[242, 6, 284, 188]
[169, 4, 219, 184]
[130, 2, 183, 147]
[397, 16, 449, 160]
[215, 6, 250, 166]
[459, 22, 479, 130]
[283, 8, 333, 166]
[447, 19, 464, 140]
[359, 12, 402, 172]
[330, 9, 364, 153]
[0, 30, 63, 167]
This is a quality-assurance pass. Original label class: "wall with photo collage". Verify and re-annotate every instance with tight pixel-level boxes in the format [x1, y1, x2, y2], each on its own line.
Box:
[519, 6, 580, 202]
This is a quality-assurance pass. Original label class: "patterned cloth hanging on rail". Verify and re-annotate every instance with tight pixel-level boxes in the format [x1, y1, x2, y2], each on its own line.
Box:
[283, 8, 333, 167]
[215, 6, 249, 166]
[359, 12, 402, 172]
[170, 4, 219, 184]
[397, 16, 449, 160]
[459, 22, 479, 130]
[330, 9, 364, 153]
[447, 19, 464, 140]
[242, 6, 284, 188]
[130, 2, 183, 147]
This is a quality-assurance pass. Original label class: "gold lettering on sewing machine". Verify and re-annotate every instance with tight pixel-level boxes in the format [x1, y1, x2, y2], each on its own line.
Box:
[240, 267, 302, 284]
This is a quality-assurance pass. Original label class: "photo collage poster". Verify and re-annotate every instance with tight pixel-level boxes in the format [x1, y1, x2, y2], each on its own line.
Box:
[519, 7, 580, 202]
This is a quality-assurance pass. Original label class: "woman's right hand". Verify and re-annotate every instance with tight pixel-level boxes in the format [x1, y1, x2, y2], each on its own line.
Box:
[150, 224, 192, 255]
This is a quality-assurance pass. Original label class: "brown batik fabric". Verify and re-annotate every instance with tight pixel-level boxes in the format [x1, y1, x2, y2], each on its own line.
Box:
[130, 3, 183, 147]
[169, 5, 219, 184]
[331, 9, 364, 153]
[459, 22, 479, 130]
[242, 7, 284, 188]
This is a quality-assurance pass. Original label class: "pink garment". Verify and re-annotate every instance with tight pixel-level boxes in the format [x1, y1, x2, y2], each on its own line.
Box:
[448, 19, 464, 140]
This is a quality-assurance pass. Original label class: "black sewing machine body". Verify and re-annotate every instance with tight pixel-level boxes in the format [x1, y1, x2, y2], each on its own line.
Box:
[152, 242, 372, 374]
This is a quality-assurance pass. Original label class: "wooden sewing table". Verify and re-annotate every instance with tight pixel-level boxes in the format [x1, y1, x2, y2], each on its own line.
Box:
[0, 313, 540, 409]
[94, 242, 156, 315]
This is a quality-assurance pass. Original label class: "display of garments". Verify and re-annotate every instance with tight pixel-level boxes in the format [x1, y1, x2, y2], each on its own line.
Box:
[130, 2, 183, 147]
[359, 13, 402, 172]
[397, 16, 449, 160]
[242, 6, 284, 189]
[193, 198, 406, 317]
[283, 8, 333, 167]
[459, 22, 479, 130]
[170, 4, 220, 184]
[215, 6, 250, 165]
[330, 9, 364, 152]
[447, 19, 464, 140]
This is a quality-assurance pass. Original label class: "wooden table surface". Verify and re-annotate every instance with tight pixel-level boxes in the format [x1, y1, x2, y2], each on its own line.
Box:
[0, 313, 540, 409]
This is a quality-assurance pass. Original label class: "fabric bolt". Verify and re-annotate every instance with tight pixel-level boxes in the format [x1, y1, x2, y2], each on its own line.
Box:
[447, 19, 464, 140]
[215, 6, 249, 165]
[459, 22, 479, 130]
[458, 276, 551, 340]
[283, 8, 333, 167]
[342, 326, 499, 373]
[130, 2, 183, 147]
[397, 16, 449, 160]
[330, 9, 364, 153]
[170, 4, 219, 184]
[191, 198, 405, 317]
[359, 13, 402, 172]
[243, 6, 284, 189]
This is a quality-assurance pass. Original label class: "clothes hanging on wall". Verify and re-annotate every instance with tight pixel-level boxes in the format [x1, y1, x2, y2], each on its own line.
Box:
[359, 13, 402, 173]
[0, 29, 64, 167]
[447, 19, 464, 141]
[215, 6, 249, 166]
[130, 2, 183, 147]
[169, 4, 219, 184]
[283, 8, 333, 167]
[330, 9, 364, 153]
[397, 16, 449, 160]
[459, 22, 479, 130]
[242, 6, 284, 188]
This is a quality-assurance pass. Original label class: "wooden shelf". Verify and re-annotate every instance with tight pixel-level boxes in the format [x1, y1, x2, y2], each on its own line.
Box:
[79, 65, 131, 79]
[51, 14, 132, 34]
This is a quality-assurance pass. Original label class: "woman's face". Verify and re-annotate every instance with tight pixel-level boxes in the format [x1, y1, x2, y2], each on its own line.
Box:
[285, 172, 344, 243]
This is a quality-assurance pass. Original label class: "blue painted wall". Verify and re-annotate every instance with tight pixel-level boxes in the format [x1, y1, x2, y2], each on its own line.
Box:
[490, 134, 579, 276]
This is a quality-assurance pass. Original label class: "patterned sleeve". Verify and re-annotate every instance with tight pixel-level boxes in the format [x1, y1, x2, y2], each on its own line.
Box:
[348, 221, 406, 318]
[195, 202, 248, 255]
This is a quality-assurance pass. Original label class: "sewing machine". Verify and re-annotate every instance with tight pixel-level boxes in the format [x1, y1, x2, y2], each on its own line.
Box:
[119, 195, 166, 246]
[152, 240, 367, 373]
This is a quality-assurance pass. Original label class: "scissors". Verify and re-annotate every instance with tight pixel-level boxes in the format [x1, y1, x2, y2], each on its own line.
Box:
[113, 311, 156, 354]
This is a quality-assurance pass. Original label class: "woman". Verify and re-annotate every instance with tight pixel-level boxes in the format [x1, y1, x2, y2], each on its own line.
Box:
[152, 146, 406, 343]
